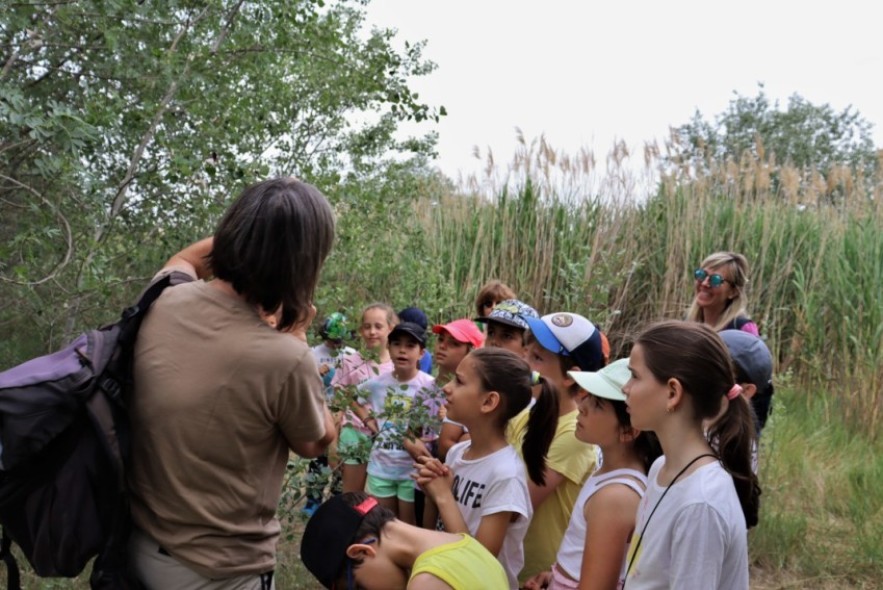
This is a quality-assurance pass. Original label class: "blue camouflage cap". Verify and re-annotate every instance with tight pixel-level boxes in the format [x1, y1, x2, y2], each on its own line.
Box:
[475, 299, 538, 331]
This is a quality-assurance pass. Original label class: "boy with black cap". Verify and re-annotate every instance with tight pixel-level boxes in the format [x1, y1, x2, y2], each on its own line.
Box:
[301, 492, 508, 589]
[398, 306, 434, 374]
[352, 322, 440, 525]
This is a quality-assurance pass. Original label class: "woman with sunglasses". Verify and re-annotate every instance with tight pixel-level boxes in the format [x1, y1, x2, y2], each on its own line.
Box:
[687, 251, 758, 336]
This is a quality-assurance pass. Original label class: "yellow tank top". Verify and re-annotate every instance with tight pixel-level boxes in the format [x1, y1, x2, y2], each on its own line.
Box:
[409, 534, 509, 589]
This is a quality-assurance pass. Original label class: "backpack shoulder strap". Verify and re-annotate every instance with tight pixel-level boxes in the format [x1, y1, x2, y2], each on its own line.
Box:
[117, 273, 175, 338]
[0, 529, 21, 590]
[724, 315, 751, 331]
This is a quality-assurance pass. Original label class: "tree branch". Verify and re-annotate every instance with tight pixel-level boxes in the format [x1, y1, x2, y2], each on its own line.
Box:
[0, 47, 20, 80]
[105, 6, 211, 222]
[211, 0, 246, 54]
[0, 173, 73, 286]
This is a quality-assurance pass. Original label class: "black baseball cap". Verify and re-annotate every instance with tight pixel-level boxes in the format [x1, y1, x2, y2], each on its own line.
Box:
[301, 494, 380, 589]
[388, 321, 427, 346]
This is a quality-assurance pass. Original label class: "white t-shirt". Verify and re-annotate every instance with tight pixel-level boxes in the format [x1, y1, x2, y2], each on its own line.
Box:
[444, 441, 532, 590]
[310, 342, 355, 367]
[625, 457, 749, 590]
[311, 343, 356, 398]
[359, 371, 439, 480]
[556, 468, 647, 583]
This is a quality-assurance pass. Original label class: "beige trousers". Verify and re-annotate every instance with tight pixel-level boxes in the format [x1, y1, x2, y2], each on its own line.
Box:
[129, 529, 275, 590]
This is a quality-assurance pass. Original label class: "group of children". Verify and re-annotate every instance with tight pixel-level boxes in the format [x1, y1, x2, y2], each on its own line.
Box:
[299, 278, 772, 590]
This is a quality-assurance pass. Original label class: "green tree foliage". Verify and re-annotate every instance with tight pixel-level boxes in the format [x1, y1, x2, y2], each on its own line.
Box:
[673, 85, 877, 178]
[0, 0, 443, 365]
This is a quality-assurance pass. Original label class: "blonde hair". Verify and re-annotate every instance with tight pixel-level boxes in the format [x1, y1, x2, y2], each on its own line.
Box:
[361, 302, 398, 328]
[686, 251, 751, 330]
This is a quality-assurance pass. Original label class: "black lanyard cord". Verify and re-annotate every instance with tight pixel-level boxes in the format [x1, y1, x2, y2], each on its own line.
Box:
[623, 453, 718, 589]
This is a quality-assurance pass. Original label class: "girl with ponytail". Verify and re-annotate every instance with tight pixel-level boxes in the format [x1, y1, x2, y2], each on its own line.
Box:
[622, 321, 759, 590]
[415, 347, 559, 589]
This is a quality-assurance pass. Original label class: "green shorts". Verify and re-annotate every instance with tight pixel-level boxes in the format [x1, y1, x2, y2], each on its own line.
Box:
[338, 425, 371, 465]
[366, 474, 415, 502]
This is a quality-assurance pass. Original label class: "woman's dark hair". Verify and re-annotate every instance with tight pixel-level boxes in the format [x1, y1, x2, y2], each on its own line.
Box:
[208, 177, 335, 332]
[468, 347, 559, 486]
[610, 399, 662, 474]
[636, 320, 761, 527]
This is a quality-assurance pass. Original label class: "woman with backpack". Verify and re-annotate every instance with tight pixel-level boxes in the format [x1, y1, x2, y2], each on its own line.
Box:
[128, 177, 336, 589]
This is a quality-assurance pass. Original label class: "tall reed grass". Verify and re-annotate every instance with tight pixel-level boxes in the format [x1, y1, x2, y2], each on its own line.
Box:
[15, 136, 883, 589]
[311, 134, 883, 586]
[402, 135, 883, 438]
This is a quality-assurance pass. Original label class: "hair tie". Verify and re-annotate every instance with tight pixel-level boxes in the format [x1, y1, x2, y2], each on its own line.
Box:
[727, 384, 743, 400]
[531, 371, 541, 386]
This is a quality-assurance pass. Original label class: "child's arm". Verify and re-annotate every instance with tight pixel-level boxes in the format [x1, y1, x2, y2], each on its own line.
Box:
[527, 433, 596, 509]
[431, 491, 515, 557]
[352, 395, 379, 434]
[472, 511, 515, 558]
[527, 468, 567, 508]
[415, 457, 515, 558]
[403, 436, 431, 460]
[162, 237, 213, 278]
[578, 485, 642, 590]
[437, 422, 468, 462]
[288, 405, 336, 458]
[415, 458, 469, 533]
[523, 571, 552, 590]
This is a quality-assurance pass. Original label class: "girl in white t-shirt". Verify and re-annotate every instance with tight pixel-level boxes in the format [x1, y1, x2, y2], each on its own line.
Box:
[621, 321, 760, 590]
[524, 359, 662, 590]
[415, 347, 560, 590]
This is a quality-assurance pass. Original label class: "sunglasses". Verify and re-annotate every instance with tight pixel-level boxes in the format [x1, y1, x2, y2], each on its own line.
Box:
[694, 268, 733, 288]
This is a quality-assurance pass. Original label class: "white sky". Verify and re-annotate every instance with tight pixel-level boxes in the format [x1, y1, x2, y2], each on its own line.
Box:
[366, 0, 883, 180]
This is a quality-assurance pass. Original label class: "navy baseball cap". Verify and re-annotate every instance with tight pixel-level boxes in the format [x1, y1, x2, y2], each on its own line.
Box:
[720, 330, 772, 391]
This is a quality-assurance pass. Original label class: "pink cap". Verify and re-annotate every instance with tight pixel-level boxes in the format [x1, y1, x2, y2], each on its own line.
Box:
[432, 319, 485, 348]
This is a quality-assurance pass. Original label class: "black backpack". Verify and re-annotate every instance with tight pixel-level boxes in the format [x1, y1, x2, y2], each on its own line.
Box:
[0, 273, 181, 590]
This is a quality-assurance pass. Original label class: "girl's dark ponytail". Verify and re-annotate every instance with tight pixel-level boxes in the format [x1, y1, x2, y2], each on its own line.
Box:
[522, 375, 559, 486]
[637, 320, 762, 528]
[468, 348, 560, 486]
[707, 392, 761, 528]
